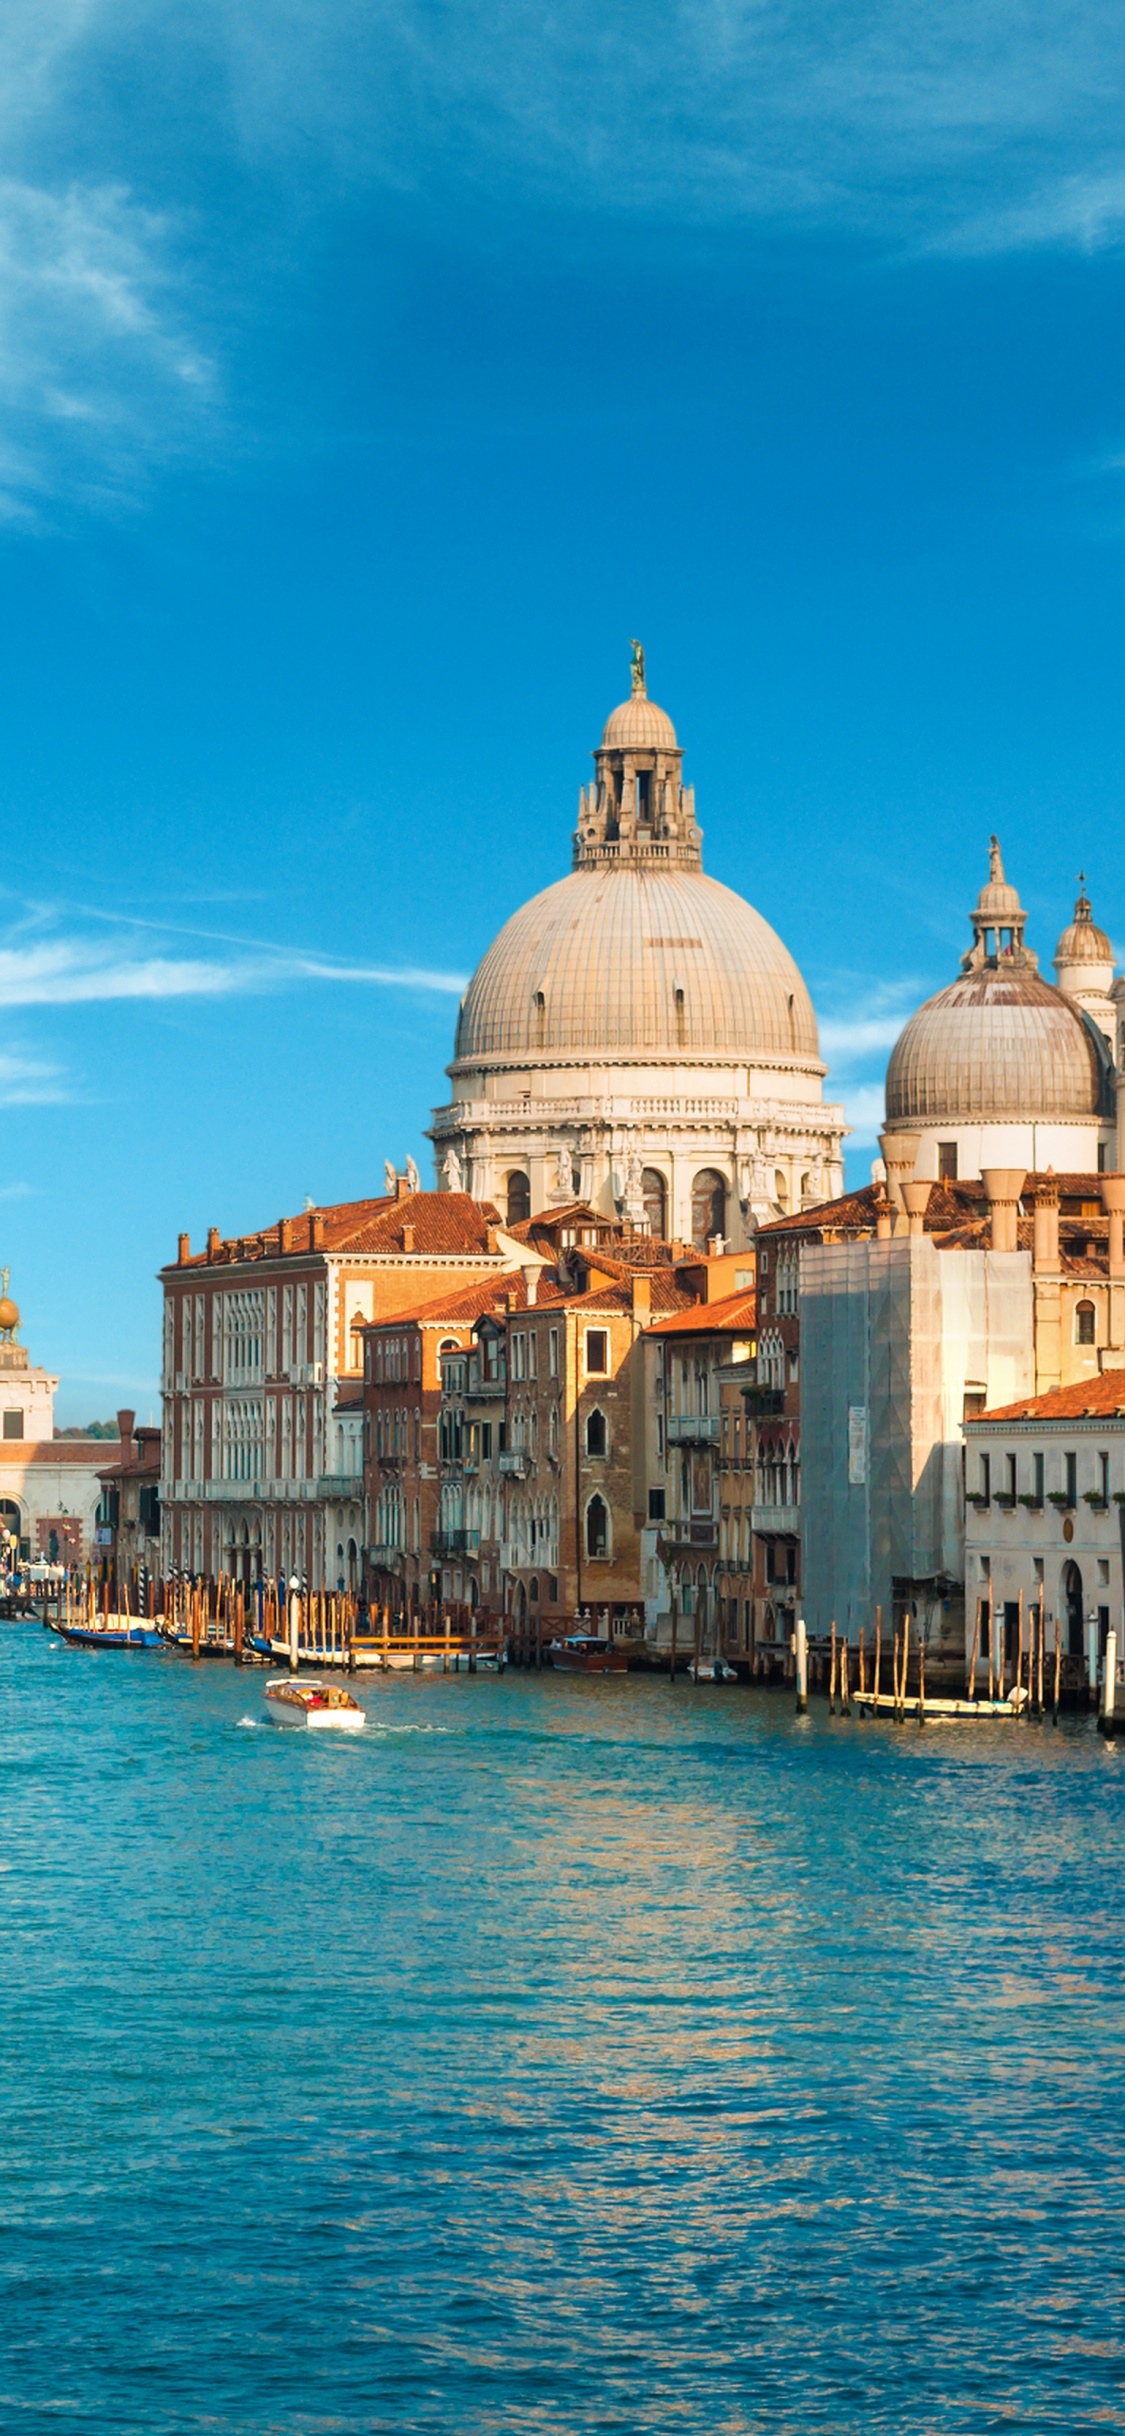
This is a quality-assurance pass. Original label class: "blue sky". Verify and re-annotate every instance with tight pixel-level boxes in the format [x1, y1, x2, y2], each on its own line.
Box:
[5, 3, 1125, 1416]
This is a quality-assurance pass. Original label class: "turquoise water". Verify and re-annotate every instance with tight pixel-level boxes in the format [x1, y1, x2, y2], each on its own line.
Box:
[3, 1632, 1124, 2435]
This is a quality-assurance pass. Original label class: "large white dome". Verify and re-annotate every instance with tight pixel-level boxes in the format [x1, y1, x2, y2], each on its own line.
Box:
[453, 863, 820, 1066]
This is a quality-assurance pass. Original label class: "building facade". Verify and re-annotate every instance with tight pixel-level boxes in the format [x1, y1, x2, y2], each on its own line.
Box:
[159, 1183, 523, 1587]
[963, 1370, 1125, 1689]
[430, 649, 846, 1243]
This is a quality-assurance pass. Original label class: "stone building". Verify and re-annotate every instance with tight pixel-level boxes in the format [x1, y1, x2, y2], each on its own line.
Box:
[159, 1182, 526, 1588]
[430, 649, 845, 1242]
[638, 1285, 757, 1661]
[881, 843, 1117, 1186]
[95, 1412, 161, 1587]
[0, 1282, 111, 1561]
[962, 1370, 1125, 1687]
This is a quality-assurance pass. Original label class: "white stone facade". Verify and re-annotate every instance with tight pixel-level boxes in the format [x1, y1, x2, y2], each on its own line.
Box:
[430, 662, 845, 1246]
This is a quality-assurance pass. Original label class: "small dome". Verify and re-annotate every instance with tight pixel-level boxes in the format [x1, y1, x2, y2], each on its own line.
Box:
[1055, 882, 1113, 970]
[886, 967, 1104, 1125]
[974, 835, 1024, 925]
[0, 1297, 20, 1333]
[600, 694, 678, 751]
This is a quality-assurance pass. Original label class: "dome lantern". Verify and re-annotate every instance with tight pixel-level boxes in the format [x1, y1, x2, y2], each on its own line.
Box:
[1054, 875, 1116, 1046]
[575, 643, 701, 870]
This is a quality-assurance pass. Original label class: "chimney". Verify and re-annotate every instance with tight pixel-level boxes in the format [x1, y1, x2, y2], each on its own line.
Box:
[1034, 1171, 1060, 1273]
[878, 1129, 920, 1219]
[486, 1227, 499, 1254]
[278, 1218, 292, 1254]
[116, 1407, 136, 1456]
[396, 1174, 411, 1201]
[207, 1226, 221, 1260]
[505, 1289, 518, 1314]
[521, 1263, 539, 1308]
[177, 1232, 190, 1265]
[1101, 1174, 1125, 1279]
[631, 1272, 651, 1324]
[310, 1213, 325, 1251]
[402, 1224, 416, 1254]
[902, 1179, 931, 1239]
[982, 1168, 1026, 1255]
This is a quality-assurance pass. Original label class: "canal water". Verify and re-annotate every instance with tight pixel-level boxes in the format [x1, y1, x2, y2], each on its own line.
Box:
[2, 1632, 1124, 2435]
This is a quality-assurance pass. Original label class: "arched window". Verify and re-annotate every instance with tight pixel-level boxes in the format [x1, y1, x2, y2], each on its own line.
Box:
[586, 1494, 608, 1558]
[585, 1407, 607, 1458]
[505, 1172, 531, 1227]
[774, 1171, 790, 1212]
[529, 1576, 540, 1605]
[674, 987, 686, 1047]
[691, 1169, 726, 1248]
[642, 1168, 667, 1240]
[1076, 1300, 1096, 1346]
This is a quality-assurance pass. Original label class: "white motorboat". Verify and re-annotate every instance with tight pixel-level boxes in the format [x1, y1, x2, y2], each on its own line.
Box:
[265, 1677, 366, 1730]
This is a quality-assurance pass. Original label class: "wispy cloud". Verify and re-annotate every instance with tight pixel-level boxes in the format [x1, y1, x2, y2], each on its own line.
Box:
[0, 919, 466, 1008]
[0, 1050, 67, 1104]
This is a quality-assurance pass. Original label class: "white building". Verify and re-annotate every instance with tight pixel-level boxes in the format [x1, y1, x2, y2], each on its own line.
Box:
[879, 843, 1117, 1189]
[963, 1370, 1125, 1689]
[430, 649, 846, 1246]
[0, 1283, 110, 1562]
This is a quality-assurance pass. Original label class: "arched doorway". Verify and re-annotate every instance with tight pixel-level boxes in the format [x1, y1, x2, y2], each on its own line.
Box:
[691, 1169, 727, 1248]
[642, 1168, 667, 1240]
[346, 1536, 358, 1591]
[1064, 1560, 1084, 1658]
[586, 1494, 608, 1558]
[505, 1172, 531, 1226]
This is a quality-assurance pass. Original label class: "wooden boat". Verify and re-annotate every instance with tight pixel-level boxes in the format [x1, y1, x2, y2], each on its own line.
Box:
[57, 1617, 164, 1649]
[546, 1633, 629, 1674]
[265, 1677, 366, 1730]
[853, 1686, 1028, 1721]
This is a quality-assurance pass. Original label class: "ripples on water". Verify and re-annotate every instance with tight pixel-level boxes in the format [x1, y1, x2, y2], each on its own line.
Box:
[2, 1632, 1124, 2434]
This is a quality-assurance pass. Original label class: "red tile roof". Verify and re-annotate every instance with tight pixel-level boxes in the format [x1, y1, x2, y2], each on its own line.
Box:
[644, 1288, 757, 1337]
[971, 1371, 1125, 1423]
[169, 1191, 505, 1270]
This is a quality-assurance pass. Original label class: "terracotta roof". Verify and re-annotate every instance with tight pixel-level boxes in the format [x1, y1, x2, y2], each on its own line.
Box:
[970, 1371, 1125, 1424]
[644, 1288, 757, 1337]
[0, 1440, 110, 1466]
[170, 1191, 504, 1270]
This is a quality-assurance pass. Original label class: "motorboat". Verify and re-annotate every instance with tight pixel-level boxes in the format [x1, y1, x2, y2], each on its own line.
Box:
[686, 1657, 739, 1683]
[546, 1634, 629, 1674]
[265, 1678, 366, 1730]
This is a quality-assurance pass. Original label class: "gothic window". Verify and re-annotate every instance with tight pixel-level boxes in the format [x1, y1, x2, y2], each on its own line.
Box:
[506, 1172, 531, 1226]
[691, 1169, 726, 1248]
[585, 1408, 607, 1458]
[642, 1168, 667, 1240]
[586, 1494, 609, 1559]
[1076, 1301, 1096, 1346]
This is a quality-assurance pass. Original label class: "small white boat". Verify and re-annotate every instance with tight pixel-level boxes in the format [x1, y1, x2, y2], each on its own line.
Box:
[265, 1677, 366, 1731]
[687, 1657, 738, 1683]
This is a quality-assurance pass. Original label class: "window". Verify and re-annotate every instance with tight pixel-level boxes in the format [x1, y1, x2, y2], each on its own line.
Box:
[529, 1333, 538, 1381]
[534, 990, 546, 1048]
[674, 987, 686, 1047]
[1032, 1452, 1044, 1507]
[979, 1451, 991, 1504]
[938, 1142, 958, 1182]
[505, 1172, 531, 1227]
[586, 1494, 608, 1558]
[1076, 1300, 1096, 1346]
[585, 1329, 608, 1375]
[1100, 1452, 1110, 1503]
[1065, 1452, 1077, 1507]
[481, 1421, 492, 1459]
[691, 1168, 727, 1248]
[2, 1410, 23, 1440]
[585, 1408, 607, 1457]
[648, 1487, 666, 1521]
[511, 1333, 526, 1381]
[548, 1328, 559, 1379]
[1005, 1452, 1017, 1501]
[642, 1168, 667, 1240]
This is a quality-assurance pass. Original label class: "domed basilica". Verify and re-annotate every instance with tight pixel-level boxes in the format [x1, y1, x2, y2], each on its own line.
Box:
[882, 840, 1120, 1181]
[429, 650, 845, 1246]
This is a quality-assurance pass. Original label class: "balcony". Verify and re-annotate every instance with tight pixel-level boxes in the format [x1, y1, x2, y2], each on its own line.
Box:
[662, 1519, 718, 1550]
[751, 1502, 802, 1537]
[469, 1377, 507, 1401]
[368, 1544, 405, 1569]
[741, 1384, 785, 1417]
[430, 1529, 481, 1556]
[316, 1474, 362, 1498]
[666, 1412, 720, 1446]
[499, 1449, 532, 1478]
